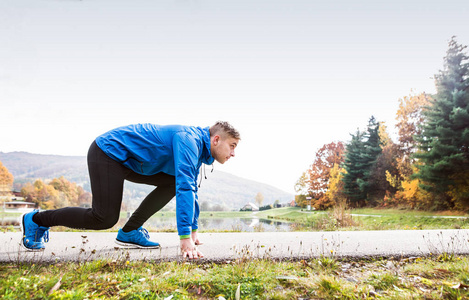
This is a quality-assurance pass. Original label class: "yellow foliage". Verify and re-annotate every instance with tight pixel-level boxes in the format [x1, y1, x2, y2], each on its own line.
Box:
[378, 122, 391, 149]
[448, 172, 469, 210]
[326, 164, 346, 206]
[385, 170, 399, 189]
[391, 177, 433, 209]
[0, 161, 14, 194]
[401, 179, 419, 200]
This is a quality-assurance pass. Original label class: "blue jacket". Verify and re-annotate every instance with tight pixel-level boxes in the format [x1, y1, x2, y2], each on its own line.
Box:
[95, 123, 214, 236]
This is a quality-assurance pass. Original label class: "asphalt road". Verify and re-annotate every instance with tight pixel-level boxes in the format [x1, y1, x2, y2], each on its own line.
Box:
[1, 229, 469, 263]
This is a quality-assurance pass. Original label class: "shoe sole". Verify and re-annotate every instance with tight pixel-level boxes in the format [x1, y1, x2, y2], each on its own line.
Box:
[115, 239, 160, 249]
[20, 212, 45, 252]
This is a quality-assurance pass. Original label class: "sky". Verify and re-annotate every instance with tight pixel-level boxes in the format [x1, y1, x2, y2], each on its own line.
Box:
[1, 0, 468, 194]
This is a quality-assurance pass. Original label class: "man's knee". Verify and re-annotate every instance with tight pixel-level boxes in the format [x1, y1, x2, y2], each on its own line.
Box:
[90, 211, 119, 230]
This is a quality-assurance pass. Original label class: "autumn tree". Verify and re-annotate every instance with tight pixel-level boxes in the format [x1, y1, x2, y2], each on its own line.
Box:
[395, 93, 431, 178]
[21, 177, 91, 209]
[255, 192, 264, 207]
[368, 131, 400, 204]
[326, 164, 347, 206]
[294, 194, 307, 208]
[414, 37, 469, 209]
[294, 171, 309, 196]
[306, 141, 345, 210]
[294, 171, 310, 208]
[388, 92, 431, 208]
[326, 164, 355, 226]
[0, 161, 14, 196]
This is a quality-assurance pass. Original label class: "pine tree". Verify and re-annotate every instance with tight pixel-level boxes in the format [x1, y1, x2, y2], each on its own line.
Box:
[414, 37, 469, 208]
[342, 129, 366, 205]
[342, 117, 383, 206]
[360, 116, 383, 201]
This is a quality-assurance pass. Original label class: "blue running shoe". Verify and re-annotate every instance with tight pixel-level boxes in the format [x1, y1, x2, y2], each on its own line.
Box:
[21, 209, 50, 251]
[115, 227, 160, 248]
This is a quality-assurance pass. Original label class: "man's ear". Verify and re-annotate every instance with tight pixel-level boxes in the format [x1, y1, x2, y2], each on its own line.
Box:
[213, 135, 220, 145]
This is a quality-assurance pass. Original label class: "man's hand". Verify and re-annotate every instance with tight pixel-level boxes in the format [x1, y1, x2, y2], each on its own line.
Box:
[180, 238, 204, 259]
[191, 231, 203, 246]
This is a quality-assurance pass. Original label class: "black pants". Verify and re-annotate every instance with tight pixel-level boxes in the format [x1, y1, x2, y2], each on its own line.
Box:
[35, 141, 176, 231]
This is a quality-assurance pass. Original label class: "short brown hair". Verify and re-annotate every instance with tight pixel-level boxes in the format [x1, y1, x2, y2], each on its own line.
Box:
[210, 121, 241, 140]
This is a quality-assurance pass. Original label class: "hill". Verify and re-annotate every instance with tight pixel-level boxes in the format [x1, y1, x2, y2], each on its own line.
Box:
[0, 152, 293, 211]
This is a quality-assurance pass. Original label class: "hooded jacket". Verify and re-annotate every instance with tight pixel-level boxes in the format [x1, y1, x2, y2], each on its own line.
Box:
[95, 123, 214, 237]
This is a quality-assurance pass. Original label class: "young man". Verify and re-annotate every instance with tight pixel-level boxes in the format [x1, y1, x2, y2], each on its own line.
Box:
[21, 121, 240, 259]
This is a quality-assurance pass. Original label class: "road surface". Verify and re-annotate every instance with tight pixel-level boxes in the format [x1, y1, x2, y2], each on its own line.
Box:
[1, 229, 469, 263]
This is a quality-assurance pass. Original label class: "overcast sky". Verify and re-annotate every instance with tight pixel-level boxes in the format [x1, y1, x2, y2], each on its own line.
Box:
[1, 0, 468, 194]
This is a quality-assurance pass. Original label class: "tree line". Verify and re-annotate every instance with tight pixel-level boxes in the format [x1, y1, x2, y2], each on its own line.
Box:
[0, 161, 91, 210]
[296, 37, 469, 211]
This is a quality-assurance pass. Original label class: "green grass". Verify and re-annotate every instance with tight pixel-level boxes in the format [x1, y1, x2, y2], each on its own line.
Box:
[2, 255, 469, 299]
[254, 207, 469, 231]
[351, 208, 469, 217]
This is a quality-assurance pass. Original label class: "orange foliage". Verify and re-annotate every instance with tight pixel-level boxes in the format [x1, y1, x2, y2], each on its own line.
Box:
[21, 177, 91, 209]
[395, 92, 431, 178]
[385, 177, 433, 209]
[307, 142, 345, 210]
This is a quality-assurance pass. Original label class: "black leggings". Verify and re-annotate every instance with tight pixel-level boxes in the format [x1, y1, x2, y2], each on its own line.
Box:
[34, 141, 176, 231]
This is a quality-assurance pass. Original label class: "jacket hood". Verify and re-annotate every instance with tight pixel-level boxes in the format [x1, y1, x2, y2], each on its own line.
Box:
[201, 126, 215, 165]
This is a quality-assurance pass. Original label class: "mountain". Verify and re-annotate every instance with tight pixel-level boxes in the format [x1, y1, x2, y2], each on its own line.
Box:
[0, 152, 293, 211]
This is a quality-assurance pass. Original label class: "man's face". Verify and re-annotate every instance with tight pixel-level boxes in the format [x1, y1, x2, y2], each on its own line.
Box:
[211, 135, 239, 164]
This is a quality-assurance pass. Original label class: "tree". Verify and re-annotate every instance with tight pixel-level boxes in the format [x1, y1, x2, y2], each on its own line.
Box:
[306, 141, 345, 209]
[414, 37, 469, 209]
[395, 92, 431, 178]
[360, 116, 383, 201]
[200, 201, 211, 211]
[342, 129, 367, 205]
[21, 177, 92, 209]
[294, 171, 310, 196]
[342, 116, 383, 206]
[0, 161, 14, 195]
[326, 164, 347, 206]
[385, 92, 431, 208]
[294, 194, 307, 208]
[255, 192, 264, 207]
[369, 137, 400, 203]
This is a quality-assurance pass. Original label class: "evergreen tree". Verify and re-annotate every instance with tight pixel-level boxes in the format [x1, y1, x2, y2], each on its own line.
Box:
[360, 116, 383, 201]
[414, 37, 469, 208]
[342, 116, 383, 206]
[342, 129, 366, 205]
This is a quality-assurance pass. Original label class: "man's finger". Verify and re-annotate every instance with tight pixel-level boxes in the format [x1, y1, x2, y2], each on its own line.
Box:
[187, 250, 194, 259]
[192, 250, 199, 259]
[197, 250, 204, 258]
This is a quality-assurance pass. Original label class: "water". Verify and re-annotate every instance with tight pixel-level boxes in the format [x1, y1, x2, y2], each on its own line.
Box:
[145, 217, 292, 232]
[1, 216, 21, 227]
[1, 214, 293, 232]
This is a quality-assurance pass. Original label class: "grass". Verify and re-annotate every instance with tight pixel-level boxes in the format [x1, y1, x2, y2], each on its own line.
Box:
[3, 207, 469, 298]
[2, 255, 469, 299]
[253, 207, 469, 231]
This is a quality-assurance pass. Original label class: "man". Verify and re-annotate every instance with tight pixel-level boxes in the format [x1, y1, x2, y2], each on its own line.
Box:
[21, 121, 240, 259]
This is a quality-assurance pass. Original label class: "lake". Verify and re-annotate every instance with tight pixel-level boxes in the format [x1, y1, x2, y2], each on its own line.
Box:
[144, 216, 293, 232]
[1, 214, 293, 232]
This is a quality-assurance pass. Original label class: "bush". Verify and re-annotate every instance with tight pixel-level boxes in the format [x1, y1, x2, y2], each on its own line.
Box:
[259, 204, 273, 211]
